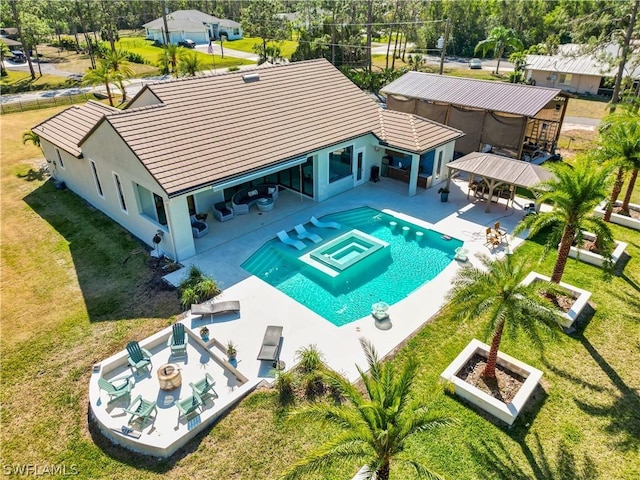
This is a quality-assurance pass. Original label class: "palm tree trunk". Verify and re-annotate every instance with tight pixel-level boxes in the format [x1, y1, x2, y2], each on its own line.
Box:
[104, 81, 113, 107]
[551, 225, 576, 283]
[376, 461, 390, 480]
[620, 168, 638, 214]
[604, 166, 626, 221]
[495, 46, 503, 74]
[385, 1, 398, 70]
[483, 320, 505, 378]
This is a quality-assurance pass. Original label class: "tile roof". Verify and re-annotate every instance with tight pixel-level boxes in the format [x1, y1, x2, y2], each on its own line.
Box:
[32, 101, 118, 157]
[95, 59, 462, 197]
[381, 72, 563, 117]
[377, 109, 464, 153]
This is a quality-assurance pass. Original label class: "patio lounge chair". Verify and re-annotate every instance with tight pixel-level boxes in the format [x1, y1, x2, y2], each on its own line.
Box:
[126, 341, 152, 375]
[213, 202, 234, 222]
[294, 224, 322, 243]
[191, 300, 240, 319]
[277, 230, 306, 250]
[310, 216, 341, 229]
[176, 392, 203, 422]
[98, 377, 132, 403]
[125, 395, 157, 427]
[167, 323, 188, 357]
[257, 325, 283, 367]
[190, 373, 218, 401]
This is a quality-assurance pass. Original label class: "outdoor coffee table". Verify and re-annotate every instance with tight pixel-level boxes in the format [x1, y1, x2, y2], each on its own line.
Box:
[257, 198, 274, 212]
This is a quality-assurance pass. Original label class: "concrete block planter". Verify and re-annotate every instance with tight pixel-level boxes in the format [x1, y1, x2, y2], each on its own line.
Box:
[593, 201, 640, 231]
[520, 271, 592, 330]
[567, 231, 627, 268]
[440, 339, 542, 426]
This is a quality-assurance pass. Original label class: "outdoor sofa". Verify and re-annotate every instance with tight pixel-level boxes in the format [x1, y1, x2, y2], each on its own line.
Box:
[231, 184, 279, 215]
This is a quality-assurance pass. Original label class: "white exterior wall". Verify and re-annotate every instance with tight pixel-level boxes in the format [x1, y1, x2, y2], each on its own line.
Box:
[79, 122, 182, 260]
[527, 70, 601, 95]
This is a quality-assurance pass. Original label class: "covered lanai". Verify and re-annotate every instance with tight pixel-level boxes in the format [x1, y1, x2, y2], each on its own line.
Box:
[445, 152, 556, 212]
[381, 72, 571, 161]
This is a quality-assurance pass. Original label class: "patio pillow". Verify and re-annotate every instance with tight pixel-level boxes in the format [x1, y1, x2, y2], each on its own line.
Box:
[267, 187, 276, 194]
[248, 189, 258, 197]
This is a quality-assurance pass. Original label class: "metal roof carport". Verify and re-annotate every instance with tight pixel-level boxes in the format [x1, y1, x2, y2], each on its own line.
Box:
[381, 72, 571, 161]
[445, 152, 556, 212]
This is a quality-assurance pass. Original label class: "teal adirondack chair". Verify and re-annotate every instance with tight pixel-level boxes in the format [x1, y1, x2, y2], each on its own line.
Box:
[98, 377, 132, 403]
[167, 323, 187, 357]
[126, 341, 152, 375]
[176, 392, 203, 422]
[125, 395, 157, 427]
[189, 373, 218, 401]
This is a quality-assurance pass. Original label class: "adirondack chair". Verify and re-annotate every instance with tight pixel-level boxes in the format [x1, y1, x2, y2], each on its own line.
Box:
[176, 392, 203, 422]
[126, 341, 152, 375]
[125, 395, 157, 427]
[189, 373, 218, 401]
[97, 377, 132, 403]
[167, 323, 187, 357]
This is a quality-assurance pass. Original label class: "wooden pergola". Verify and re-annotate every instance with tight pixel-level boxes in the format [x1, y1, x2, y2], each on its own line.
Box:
[445, 152, 556, 212]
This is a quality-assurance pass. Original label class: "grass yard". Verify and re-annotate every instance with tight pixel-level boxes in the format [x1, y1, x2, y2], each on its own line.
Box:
[1, 105, 639, 479]
[565, 97, 610, 119]
[223, 36, 299, 59]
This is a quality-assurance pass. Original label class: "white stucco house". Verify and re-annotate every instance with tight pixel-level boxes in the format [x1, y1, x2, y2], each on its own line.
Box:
[32, 59, 463, 262]
[143, 9, 243, 45]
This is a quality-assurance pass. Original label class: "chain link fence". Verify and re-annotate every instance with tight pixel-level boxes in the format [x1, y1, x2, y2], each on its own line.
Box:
[0, 92, 99, 114]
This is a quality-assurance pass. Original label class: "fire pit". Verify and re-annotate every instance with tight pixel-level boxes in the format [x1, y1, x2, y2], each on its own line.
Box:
[157, 363, 182, 390]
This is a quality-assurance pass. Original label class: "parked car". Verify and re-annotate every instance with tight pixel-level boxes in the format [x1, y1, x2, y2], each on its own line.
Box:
[469, 58, 482, 69]
[10, 50, 27, 63]
[178, 39, 196, 48]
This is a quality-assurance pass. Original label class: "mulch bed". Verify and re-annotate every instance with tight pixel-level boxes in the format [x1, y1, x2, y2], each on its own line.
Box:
[613, 206, 640, 220]
[455, 353, 525, 404]
[542, 292, 575, 313]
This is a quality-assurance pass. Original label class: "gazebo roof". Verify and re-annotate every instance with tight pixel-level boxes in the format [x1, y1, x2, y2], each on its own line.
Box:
[446, 152, 556, 188]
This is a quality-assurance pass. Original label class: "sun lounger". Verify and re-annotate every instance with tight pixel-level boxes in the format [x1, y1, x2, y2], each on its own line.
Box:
[310, 216, 340, 229]
[294, 224, 322, 243]
[257, 325, 283, 367]
[191, 300, 240, 318]
[277, 230, 306, 250]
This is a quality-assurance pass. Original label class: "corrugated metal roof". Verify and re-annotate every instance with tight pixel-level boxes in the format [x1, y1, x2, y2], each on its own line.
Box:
[446, 152, 556, 188]
[525, 54, 611, 76]
[381, 72, 562, 117]
[377, 109, 464, 153]
[97, 59, 463, 196]
[32, 101, 118, 157]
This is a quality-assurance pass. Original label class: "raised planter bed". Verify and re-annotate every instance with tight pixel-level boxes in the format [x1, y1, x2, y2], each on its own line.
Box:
[520, 271, 592, 330]
[440, 339, 542, 426]
[567, 231, 627, 268]
[593, 201, 640, 231]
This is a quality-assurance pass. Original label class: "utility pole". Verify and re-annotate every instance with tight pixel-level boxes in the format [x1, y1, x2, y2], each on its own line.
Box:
[439, 18, 450, 75]
[161, 0, 170, 45]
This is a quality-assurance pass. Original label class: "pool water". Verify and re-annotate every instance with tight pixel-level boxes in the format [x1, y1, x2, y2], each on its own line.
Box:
[241, 207, 462, 326]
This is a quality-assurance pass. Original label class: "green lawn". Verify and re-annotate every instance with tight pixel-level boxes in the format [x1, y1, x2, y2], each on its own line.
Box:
[1, 106, 639, 479]
[223, 37, 299, 59]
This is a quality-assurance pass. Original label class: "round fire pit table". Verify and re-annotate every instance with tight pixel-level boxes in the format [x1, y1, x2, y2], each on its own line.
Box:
[257, 198, 274, 212]
[157, 363, 182, 391]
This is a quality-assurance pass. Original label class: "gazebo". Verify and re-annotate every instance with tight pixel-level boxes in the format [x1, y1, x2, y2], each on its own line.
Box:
[445, 152, 556, 212]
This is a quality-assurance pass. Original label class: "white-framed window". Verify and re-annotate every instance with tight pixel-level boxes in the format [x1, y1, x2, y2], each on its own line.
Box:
[559, 73, 572, 85]
[113, 173, 127, 213]
[90, 160, 103, 197]
[135, 183, 167, 226]
[56, 148, 65, 168]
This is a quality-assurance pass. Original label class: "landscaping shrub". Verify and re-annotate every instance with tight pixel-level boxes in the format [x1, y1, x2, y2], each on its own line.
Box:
[178, 265, 220, 310]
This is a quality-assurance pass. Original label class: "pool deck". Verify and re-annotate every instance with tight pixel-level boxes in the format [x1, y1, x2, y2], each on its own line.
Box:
[165, 177, 537, 383]
[92, 177, 544, 457]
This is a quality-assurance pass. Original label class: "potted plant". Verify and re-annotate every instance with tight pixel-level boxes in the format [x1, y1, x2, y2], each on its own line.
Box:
[438, 187, 450, 202]
[199, 326, 209, 342]
[226, 341, 237, 361]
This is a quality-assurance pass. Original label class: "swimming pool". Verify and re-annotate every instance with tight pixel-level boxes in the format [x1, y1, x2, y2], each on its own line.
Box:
[241, 207, 462, 326]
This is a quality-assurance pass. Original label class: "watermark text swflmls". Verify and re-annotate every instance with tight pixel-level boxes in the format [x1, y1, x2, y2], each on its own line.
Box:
[3, 464, 79, 476]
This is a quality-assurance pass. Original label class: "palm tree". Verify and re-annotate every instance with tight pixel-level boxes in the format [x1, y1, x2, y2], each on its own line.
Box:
[22, 130, 40, 147]
[597, 108, 640, 218]
[177, 51, 205, 77]
[0, 42, 10, 76]
[280, 338, 452, 480]
[447, 255, 564, 379]
[475, 26, 523, 74]
[158, 44, 181, 75]
[513, 158, 614, 283]
[83, 60, 121, 107]
[102, 49, 135, 102]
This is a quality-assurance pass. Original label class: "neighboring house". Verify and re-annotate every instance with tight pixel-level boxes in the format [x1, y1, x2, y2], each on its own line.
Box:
[0, 37, 22, 49]
[33, 59, 463, 263]
[0, 27, 18, 39]
[381, 72, 570, 161]
[525, 43, 640, 95]
[143, 9, 243, 45]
